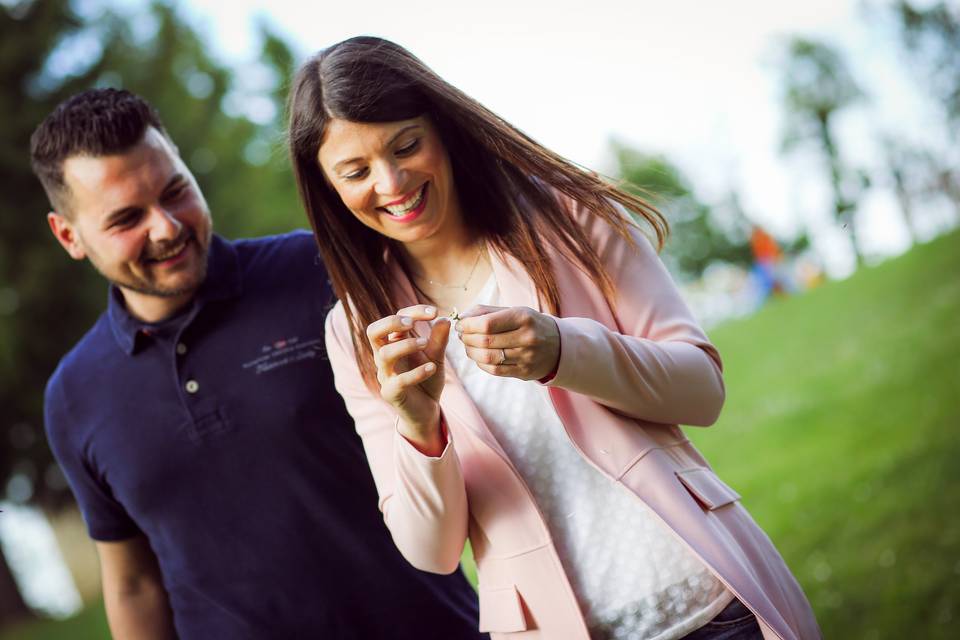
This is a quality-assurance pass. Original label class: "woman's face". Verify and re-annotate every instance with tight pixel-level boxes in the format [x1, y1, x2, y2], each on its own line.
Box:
[317, 116, 462, 248]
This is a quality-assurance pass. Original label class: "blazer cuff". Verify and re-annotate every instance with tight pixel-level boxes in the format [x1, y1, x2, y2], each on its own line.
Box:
[394, 414, 452, 460]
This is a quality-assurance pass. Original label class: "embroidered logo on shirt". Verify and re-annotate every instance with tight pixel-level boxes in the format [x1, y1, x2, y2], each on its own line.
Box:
[242, 336, 324, 374]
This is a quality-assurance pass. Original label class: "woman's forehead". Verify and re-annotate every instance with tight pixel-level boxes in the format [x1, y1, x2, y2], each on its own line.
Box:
[318, 117, 428, 166]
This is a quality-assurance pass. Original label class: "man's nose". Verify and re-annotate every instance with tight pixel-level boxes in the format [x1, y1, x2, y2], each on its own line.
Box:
[146, 207, 183, 242]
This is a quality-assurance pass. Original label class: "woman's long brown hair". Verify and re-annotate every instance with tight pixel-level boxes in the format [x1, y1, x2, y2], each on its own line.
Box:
[288, 36, 668, 387]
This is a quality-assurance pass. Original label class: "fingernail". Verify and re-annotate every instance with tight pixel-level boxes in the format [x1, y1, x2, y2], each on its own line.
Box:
[425, 362, 436, 371]
[416, 337, 427, 346]
[424, 306, 435, 315]
[401, 316, 413, 326]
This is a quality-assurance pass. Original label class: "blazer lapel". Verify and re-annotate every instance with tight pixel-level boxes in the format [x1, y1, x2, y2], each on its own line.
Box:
[489, 248, 542, 313]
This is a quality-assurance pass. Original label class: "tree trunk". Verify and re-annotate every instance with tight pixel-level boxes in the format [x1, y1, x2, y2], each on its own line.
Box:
[819, 114, 864, 267]
[0, 544, 32, 629]
[891, 166, 919, 245]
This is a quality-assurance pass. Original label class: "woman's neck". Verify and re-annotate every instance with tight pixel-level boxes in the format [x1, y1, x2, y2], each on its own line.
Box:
[401, 224, 479, 284]
[399, 231, 492, 316]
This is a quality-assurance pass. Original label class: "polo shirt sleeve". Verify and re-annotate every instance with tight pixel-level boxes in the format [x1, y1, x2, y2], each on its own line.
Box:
[44, 372, 142, 541]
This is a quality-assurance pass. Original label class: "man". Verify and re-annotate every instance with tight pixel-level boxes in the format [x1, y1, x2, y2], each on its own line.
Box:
[32, 88, 484, 639]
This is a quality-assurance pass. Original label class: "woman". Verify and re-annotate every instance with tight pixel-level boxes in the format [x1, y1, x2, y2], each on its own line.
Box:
[288, 36, 820, 640]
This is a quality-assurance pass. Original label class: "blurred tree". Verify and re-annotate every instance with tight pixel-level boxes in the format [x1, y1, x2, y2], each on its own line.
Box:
[880, 136, 928, 245]
[891, 1, 960, 222]
[611, 142, 753, 281]
[0, 0, 301, 623]
[777, 37, 868, 267]
[894, 1, 960, 127]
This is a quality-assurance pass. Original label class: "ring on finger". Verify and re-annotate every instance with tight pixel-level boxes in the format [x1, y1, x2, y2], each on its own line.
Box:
[499, 348, 508, 365]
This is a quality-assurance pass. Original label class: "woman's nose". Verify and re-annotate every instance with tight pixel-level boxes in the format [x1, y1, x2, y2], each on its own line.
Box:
[373, 161, 407, 196]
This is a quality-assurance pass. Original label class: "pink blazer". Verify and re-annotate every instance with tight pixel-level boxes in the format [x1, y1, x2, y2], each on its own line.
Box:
[325, 204, 821, 640]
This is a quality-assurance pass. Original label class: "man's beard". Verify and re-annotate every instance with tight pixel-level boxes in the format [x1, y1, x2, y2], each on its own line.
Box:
[99, 232, 209, 299]
[108, 261, 208, 299]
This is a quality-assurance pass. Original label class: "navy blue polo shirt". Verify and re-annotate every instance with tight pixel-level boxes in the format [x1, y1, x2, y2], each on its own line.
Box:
[45, 232, 484, 640]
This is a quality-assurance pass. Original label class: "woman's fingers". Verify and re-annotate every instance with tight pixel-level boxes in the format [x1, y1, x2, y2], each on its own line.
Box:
[424, 317, 451, 362]
[459, 327, 527, 349]
[367, 314, 415, 350]
[457, 305, 524, 336]
[463, 345, 521, 366]
[457, 306, 560, 381]
[380, 361, 438, 401]
[396, 303, 439, 319]
[366, 305, 439, 349]
[376, 336, 428, 374]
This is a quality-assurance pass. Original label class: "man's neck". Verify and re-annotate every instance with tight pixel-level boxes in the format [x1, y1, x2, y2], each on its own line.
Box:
[120, 288, 196, 324]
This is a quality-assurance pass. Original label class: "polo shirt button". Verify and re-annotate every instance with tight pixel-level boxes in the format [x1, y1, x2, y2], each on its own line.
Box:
[176, 342, 188, 356]
[185, 379, 200, 394]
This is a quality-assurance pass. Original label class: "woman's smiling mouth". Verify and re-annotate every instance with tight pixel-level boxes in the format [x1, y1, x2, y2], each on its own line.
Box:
[381, 184, 428, 220]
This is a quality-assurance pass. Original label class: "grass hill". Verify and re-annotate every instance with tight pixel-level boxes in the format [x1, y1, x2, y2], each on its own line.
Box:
[3, 230, 958, 639]
[690, 229, 960, 638]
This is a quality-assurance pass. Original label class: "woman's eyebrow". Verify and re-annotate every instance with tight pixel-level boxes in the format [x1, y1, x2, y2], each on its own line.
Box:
[332, 124, 423, 172]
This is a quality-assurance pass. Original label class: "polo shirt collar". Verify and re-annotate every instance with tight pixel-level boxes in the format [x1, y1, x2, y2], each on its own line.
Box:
[107, 234, 242, 355]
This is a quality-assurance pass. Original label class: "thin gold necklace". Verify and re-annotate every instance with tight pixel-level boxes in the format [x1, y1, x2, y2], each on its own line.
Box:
[416, 249, 484, 292]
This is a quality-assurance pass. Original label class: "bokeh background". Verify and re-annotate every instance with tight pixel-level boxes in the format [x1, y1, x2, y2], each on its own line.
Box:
[1, 0, 958, 637]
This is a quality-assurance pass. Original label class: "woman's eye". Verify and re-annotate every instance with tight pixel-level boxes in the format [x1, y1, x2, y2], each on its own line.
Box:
[395, 139, 420, 156]
[343, 168, 368, 181]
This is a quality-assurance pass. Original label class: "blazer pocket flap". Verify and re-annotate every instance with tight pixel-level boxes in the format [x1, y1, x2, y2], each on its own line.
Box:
[676, 467, 741, 510]
[478, 585, 528, 633]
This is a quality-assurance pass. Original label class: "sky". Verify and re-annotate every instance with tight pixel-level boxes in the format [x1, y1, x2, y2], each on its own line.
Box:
[102, 0, 955, 277]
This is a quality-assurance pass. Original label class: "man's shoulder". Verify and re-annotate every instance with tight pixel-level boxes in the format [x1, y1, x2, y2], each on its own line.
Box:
[231, 230, 319, 267]
[229, 230, 334, 304]
[45, 312, 115, 431]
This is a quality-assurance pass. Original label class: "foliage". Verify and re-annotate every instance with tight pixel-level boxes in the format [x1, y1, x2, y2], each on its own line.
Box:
[894, 1, 960, 127]
[776, 37, 868, 265]
[611, 142, 754, 281]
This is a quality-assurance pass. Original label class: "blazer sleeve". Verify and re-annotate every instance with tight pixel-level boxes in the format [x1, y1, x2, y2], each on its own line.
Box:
[324, 304, 469, 573]
[544, 202, 726, 427]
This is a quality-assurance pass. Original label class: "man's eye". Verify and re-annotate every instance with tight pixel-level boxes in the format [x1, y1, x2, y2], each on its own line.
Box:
[162, 186, 186, 202]
[111, 212, 141, 228]
[395, 139, 420, 156]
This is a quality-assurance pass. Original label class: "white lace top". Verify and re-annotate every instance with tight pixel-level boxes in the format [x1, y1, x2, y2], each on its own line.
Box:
[443, 275, 732, 640]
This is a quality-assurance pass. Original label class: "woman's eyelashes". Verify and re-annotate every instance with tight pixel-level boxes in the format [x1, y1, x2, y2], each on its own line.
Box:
[340, 138, 421, 182]
[394, 137, 420, 156]
[343, 167, 368, 181]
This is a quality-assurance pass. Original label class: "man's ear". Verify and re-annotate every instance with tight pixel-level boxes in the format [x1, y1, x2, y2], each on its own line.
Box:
[47, 212, 86, 260]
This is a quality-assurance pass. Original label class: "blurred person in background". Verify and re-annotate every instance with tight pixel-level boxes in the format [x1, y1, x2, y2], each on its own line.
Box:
[30, 88, 484, 640]
[749, 225, 790, 303]
[289, 36, 821, 640]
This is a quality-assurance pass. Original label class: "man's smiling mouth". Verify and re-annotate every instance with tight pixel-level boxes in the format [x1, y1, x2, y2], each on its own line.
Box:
[144, 234, 191, 263]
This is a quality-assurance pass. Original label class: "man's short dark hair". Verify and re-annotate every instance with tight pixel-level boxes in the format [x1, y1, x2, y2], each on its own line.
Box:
[30, 88, 170, 214]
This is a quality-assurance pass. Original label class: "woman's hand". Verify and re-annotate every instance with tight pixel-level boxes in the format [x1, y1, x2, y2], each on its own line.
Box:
[367, 305, 451, 455]
[456, 305, 560, 381]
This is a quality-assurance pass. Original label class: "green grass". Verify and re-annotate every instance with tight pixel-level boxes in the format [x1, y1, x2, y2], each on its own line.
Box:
[0, 602, 109, 640]
[5, 230, 958, 639]
[688, 229, 960, 638]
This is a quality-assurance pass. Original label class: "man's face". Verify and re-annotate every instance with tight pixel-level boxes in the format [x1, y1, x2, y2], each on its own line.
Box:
[49, 127, 213, 320]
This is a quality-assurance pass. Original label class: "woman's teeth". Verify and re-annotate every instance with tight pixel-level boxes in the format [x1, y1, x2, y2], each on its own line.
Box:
[384, 185, 425, 217]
